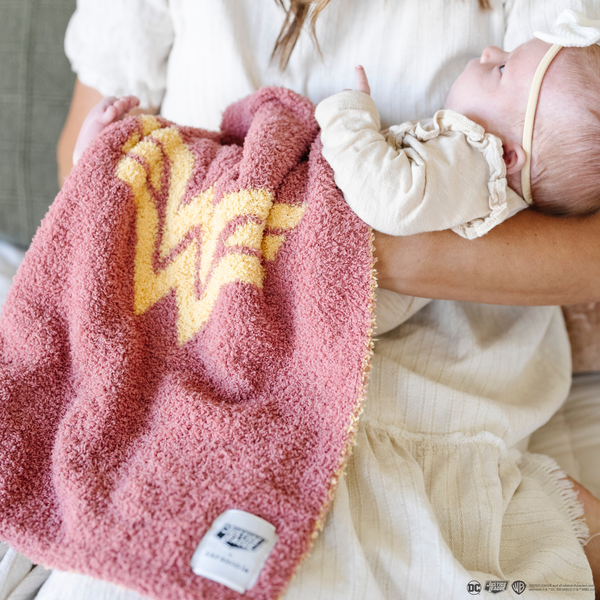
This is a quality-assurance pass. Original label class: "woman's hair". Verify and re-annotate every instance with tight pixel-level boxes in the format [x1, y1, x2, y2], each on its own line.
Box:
[530, 44, 600, 217]
[272, 0, 491, 70]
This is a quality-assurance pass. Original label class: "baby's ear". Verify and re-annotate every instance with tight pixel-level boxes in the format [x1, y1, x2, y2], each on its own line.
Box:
[503, 142, 527, 175]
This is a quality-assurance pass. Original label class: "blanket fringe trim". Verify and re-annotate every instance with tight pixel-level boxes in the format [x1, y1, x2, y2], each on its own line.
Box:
[281, 228, 377, 596]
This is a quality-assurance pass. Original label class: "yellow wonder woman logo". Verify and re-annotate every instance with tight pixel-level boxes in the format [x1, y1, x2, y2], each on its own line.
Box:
[116, 116, 305, 345]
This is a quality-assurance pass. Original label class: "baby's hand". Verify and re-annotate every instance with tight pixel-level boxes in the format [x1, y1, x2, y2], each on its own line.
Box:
[96, 95, 141, 125]
[355, 65, 371, 95]
[73, 95, 140, 165]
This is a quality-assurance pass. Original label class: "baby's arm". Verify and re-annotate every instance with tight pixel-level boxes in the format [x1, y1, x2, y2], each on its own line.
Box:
[315, 71, 429, 237]
[73, 95, 140, 165]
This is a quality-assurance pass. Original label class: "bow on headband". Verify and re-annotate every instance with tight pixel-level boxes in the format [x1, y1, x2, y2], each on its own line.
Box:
[521, 10, 600, 205]
[534, 9, 600, 47]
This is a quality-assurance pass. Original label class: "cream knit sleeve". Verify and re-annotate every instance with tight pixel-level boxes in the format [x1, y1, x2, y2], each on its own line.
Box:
[315, 91, 525, 238]
[315, 91, 432, 237]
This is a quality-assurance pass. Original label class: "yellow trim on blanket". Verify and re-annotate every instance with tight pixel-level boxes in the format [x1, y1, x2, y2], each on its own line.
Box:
[282, 227, 376, 598]
[116, 118, 306, 345]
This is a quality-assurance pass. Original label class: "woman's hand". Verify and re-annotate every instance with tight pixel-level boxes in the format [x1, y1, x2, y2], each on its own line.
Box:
[374, 208, 600, 306]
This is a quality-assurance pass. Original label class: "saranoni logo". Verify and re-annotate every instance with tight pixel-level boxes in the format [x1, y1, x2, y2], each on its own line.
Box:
[216, 523, 266, 551]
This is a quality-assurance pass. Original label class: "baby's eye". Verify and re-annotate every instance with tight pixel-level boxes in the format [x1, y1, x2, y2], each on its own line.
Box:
[499, 64, 505, 74]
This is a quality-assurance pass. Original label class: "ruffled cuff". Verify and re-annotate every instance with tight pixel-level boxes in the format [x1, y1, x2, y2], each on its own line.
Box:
[450, 123, 529, 240]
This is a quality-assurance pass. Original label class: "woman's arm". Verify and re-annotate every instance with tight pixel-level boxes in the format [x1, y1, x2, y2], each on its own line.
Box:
[374, 208, 600, 305]
[57, 79, 102, 187]
[57, 79, 158, 187]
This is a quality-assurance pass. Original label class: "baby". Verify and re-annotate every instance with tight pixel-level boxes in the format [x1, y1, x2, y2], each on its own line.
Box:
[314, 8, 600, 592]
[314, 11, 600, 243]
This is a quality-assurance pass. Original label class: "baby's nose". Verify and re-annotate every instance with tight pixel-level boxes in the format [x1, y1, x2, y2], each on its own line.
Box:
[480, 45, 508, 64]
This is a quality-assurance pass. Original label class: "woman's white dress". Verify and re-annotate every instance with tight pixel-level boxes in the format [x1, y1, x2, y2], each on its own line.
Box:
[7, 0, 600, 598]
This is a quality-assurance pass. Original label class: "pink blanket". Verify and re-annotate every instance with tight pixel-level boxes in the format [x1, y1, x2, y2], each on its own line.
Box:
[0, 88, 374, 599]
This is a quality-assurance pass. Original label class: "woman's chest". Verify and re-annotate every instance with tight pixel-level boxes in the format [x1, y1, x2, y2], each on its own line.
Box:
[162, 0, 506, 129]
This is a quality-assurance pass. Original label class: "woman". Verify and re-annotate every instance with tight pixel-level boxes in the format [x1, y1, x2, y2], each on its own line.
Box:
[43, 0, 600, 598]
[57, 0, 600, 306]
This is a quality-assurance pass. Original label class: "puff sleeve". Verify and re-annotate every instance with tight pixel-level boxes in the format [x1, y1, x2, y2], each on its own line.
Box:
[64, 0, 173, 109]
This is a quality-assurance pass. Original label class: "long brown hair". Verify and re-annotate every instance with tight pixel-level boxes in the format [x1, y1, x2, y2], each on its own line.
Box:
[272, 0, 492, 70]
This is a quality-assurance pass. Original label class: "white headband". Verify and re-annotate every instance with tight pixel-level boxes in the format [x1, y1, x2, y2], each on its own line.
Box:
[521, 10, 600, 205]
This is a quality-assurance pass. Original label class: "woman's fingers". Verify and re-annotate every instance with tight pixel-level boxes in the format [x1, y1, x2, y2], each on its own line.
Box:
[355, 65, 371, 95]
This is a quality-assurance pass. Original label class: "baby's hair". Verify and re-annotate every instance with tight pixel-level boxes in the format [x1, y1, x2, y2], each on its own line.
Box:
[530, 44, 600, 217]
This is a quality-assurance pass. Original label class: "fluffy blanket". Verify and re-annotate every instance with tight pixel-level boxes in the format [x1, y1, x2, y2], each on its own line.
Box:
[0, 88, 374, 599]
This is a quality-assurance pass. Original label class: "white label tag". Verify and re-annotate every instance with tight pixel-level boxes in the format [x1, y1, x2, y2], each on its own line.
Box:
[190, 509, 278, 593]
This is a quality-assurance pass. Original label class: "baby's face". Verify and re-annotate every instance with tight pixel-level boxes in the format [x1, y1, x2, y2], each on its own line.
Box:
[445, 38, 552, 144]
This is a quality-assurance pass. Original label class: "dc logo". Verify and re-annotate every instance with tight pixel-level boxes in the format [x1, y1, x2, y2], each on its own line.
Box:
[467, 580, 482, 595]
[512, 581, 526, 595]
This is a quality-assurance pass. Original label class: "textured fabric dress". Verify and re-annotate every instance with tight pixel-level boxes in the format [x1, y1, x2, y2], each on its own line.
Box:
[27, 0, 600, 598]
